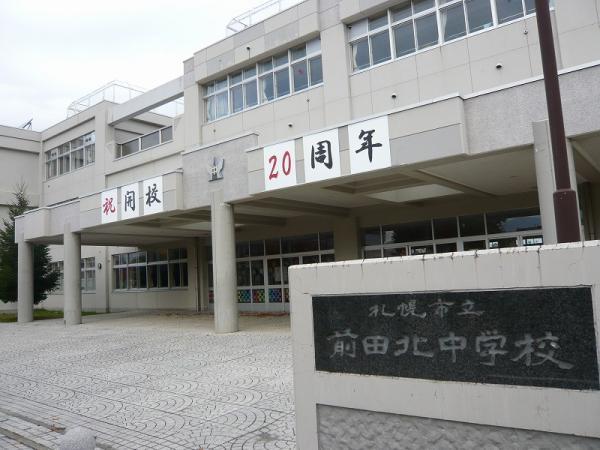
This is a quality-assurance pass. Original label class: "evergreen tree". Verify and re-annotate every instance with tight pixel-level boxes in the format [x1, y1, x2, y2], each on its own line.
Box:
[0, 185, 59, 304]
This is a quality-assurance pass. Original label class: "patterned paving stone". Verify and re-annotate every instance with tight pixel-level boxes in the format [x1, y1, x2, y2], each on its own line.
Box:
[0, 312, 295, 449]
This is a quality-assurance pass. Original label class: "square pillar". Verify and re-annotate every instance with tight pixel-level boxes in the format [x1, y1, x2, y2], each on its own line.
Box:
[17, 240, 34, 323]
[533, 120, 581, 245]
[210, 191, 238, 333]
[197, 238, 210, 312]
[592, 183, 600, 240]
[63, 228, 82, 326]
[333, 218, 361, 261]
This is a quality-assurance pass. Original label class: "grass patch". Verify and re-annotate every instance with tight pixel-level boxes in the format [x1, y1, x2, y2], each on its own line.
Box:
[0, 309, 99, 323]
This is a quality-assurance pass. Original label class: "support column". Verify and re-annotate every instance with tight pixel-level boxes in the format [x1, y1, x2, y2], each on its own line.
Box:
[197, 239, 210, 312]
[533, 120, 580, 245]
[183, 79, 203, 152]
[592, 183, 600, 240]
[17, 240, 34, 323]
[333, 218, 361, 261]
[579, 183, 596, 241]
[63, 228, 82, 326]
[210, 191, 238, 333]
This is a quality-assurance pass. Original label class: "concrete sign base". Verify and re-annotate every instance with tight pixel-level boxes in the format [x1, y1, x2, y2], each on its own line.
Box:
[290, 242, 600, 449]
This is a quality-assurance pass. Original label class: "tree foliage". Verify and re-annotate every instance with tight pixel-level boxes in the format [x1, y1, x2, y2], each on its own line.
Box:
[0, 186, 59, 304]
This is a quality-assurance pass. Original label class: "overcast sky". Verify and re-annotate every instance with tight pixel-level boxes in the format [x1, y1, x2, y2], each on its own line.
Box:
[0, 0, 257, 131]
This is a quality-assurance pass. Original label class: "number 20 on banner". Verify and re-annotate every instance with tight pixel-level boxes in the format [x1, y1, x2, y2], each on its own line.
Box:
[263, 140, 297, 191]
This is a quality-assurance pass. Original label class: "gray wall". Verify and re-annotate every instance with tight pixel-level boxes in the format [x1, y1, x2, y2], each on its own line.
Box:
[187, 0, 600, 153]
[0, 126, 41, 232]
[317, 405, 600, 450]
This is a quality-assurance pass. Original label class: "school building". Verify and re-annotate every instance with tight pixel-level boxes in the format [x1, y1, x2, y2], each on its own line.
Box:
[3, 0, 600, 332]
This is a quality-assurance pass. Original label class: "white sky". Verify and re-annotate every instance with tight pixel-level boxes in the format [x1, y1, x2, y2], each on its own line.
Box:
[0, 0, 255, 131]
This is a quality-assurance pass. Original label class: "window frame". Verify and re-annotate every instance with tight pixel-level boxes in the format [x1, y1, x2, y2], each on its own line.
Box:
[115, 125, 174, 160]
[50, 261, 64, 294]
[348, 0, 552, 73]
[112, 248, 188, 292]
[208, 232, 335, 305]
[45, 131, 96, 180]
[361, 208, 543, 258]
[203, 37, 323, 123]
[81, 257, 96, 293]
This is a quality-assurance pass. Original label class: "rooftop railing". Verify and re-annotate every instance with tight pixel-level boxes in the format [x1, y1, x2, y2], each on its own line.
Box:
[116, 126, 173, 159]
[67, 81, 184, 119]
[226, 0, 303, 35]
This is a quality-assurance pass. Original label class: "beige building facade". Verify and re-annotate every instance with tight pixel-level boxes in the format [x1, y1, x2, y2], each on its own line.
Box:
[4, 0, 600, 330]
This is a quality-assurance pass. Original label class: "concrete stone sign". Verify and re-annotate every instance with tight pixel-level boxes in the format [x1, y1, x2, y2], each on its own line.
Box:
[120, 182, 140, 220]
[100, 188, 118, 224]
[302, 129, 341, 183]
[263, 140, 297, 191]
[313, 287, 599, 390]
[142, 176, 164, 216]
[348, 115, 391, 174]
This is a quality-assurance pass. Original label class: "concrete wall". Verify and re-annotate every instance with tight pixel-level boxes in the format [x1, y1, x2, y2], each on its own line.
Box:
[0, 126, 41, 208]
[40, 102, 178, 208]
[43, 245, 110, 312]
[185, 0, 600, 155]
[106, 240, 198, 312]
[290, 242, 600, 449]
[183, 133, 257, 208]
[43, 240, 199, 312]
[11, 0, 600, 215]
[317, 405, 600, 450]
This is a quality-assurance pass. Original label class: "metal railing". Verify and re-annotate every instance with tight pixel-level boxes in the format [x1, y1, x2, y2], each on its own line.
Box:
[67, 81, 184, 119]
[226, 0, 303, 34]
[116, 126, 173, 159]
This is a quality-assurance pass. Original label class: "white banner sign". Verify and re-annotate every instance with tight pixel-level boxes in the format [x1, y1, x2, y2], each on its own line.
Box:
[263, 140, 297, 191]
[100, 188, 119, 224]
[120, 182, 140, 220]
[142, 176, 164, 216]
[302, 129, 341, 183]
[348, 116, 391, 175]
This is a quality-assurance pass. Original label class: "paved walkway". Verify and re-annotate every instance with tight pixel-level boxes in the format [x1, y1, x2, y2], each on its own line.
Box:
[0, 312, 295, 449]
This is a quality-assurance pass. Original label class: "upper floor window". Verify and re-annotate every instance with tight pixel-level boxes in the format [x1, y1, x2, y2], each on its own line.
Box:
[45, 131, 95, 179]
[204, 37, 323, 122]
[116, 126, 173, 159]
[349, 0, 551, 72]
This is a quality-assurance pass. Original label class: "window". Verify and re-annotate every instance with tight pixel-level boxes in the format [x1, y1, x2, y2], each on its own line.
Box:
[440, 2, 467, 42]
[50, 261, 64, 293]
[485, 208, 541, 234]
[116, 126, 173, 159]
[112, 248, 188, 291]
[81, 257, 96, 292]
[169, 248, 188, 288]
[496, 0, 525, 23]
[45, 132, 95, 179]
[393, 21, 416, 57]
[51, 259, 95, 293]
[382, 220, 432, 244]
[465, 0, 494, 32]
[148, 249, 169, 289]
[349, 0, 550, 72]
[433, 217, 459, 239]
[362, 227, 382, 246]
[204, 37, 322, 122]
[361, 208, 543, 257]
[208, 232, 335, 305]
